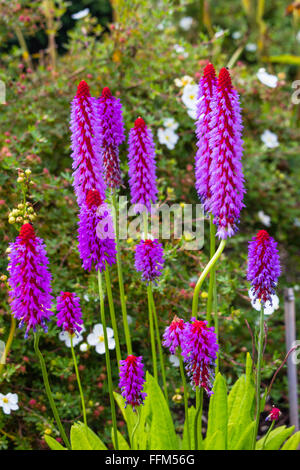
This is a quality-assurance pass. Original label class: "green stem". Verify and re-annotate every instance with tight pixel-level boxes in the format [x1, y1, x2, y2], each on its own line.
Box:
[0, 315, 16, 377]
[192, 240, 226, 318]
[194, 388, 203, 450]
[213, 280, 219, 374]
[111, 190, 132, 355]
[148, 285, 168, 401]
[262, 420, 275, 450]
[97, 270, 119, 450]
[130, 407, 140, 450]
[252, 305, 265, 449]
[33, 332, 70, 449]
[179, 354, 190, 450]
[147, 284, 158, 381]
[70, 336, 87, 426]
[206, 214, 216, 326]
[104, 263, 121, 366]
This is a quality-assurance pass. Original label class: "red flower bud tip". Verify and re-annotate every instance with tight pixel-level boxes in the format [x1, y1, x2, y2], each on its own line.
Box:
[256, 229, 270, 244]
[62, 292, 72, 300]
[101, 87, 112, 99]
[218, 67, 232, 91]
[266, 407, 281, 422]
[86, 189, 103, 209]
[19, 223, 35, 242]
[76, 80, 90, 98]
[203, 63, 216, 80]
[134, 117, 146, 129]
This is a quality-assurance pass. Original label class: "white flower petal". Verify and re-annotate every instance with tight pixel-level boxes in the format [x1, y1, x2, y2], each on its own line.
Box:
[87, 333, 98, 346]
[106, 327, 114, 339]
[108, 338, 116, 350]
[71, 8, 89, 20]
[95, 342, 106, 354]
[93, 324, 104, 336]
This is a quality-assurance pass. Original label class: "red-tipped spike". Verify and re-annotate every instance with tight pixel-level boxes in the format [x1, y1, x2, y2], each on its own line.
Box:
[86, 189, 103, 209]
[203, 63, 216, 81]
[19, 223, 35, 242]
[102, 87, 112, 99]
[218, 67, 232, 90]
[76, 80, 90, 98]
[134, 117, 146, 129]
[256, 229, 270, 244]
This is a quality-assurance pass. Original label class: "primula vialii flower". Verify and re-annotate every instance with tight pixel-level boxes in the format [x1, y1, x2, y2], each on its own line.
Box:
[134, 239, 164, 283]
[77, 189, 117, 272]
[119, 355, 147, 410]
[56, 292, 83, 335]
[98, 87, 125, 188]
[247, 230, 281, 304]
[195, 63, 217, 210]
[181, 318, 218, 395]
[265, 407, 281, 422]
[209, 68, 245, 239]
[7, 224, 53, 337]
[70, 80, 105, 206]
[128, 117, 158, 213]
[163, 316, 185, 354]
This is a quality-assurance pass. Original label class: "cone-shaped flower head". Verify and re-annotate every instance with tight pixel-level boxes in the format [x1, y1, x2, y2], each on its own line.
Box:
[128, 117, 158, 213]
[195, 63, 217, 210]
[163, 315, 185, 354]
[56, 292, 83, 335]
[70, 80, 105, 206]
[119, 355, 147, 410]
[247, 230, 281, 304]
[209, 68, 245, 239]
[181, 318, 218, 395]
[7, 224, 53, 337]
[98, 87, 125, 188]
[266, 407, 281, 422]
[77, 189, 117, 272]
[134, 239, 164, 283]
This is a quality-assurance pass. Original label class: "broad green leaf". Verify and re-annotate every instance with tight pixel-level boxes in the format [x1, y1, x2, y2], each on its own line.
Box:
[256, 426, 295, 450]
[145, 372, 177, 450]
[114, 392, 136, 438]
[70, 422, 107, 450]
[182, 406, 203, 450]
[111, 429, 130, 450]
[44, 434, 66, 450]
[233, 421, 256, 450]
[204, 429, 226, 450]
[281, 431, 300, 450]
[206, 373, 228, 449]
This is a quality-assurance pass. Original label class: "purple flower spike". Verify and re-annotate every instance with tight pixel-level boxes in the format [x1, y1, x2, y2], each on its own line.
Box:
[70, 80, 105, 206]
[98, 87, 125, 188]
[247, 230, 281, 304]
[181, 318, 218, 396]
[195, 63, 217, 210]
[119, 355, 147, 410]
[134, 239, 164, 283]
[56, 292, 83, 335]
[7, 224, 53, 337]
[78, 189, 117, 272]
[163, 316, 185, 354]
[209, 68, 246, 239]
[128, 117, 158, 213]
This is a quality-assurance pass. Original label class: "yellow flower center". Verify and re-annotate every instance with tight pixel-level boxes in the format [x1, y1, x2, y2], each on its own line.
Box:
[98, 335, 104, 342]
[3, 398, 8, 403]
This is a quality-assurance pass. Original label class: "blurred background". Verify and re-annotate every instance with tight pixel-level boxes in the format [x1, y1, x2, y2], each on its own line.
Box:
[0, 0, 299, 449]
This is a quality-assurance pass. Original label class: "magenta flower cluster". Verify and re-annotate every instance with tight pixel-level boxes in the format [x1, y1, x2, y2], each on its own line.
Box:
[98, 87, 125, 188]
[56, 292, 83, 335]
[247, 230, 281, 304]
[119, 355, 147, 410]
[134, 239, 164, 283]
[162, 316, 185, 354]
[7, 224, 53, 337]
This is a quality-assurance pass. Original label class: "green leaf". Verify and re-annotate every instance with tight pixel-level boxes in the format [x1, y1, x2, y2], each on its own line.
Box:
[44, 435, 67, 450]
[70, 422, 107, 450]
[233, 421, 256, 450]
[114, 392, 136, 438]
[256, 426, 295, 450]
[263, 55, 300, 65]
[281, 431, 300, 450]
[206, 373, 228, 449]
[182, 406, 201, 450]
[204, 430, 226, 450]
[111, 429, 130, 450]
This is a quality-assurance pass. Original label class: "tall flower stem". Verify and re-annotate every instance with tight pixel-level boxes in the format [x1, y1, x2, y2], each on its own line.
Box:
[104, 262, 121, 366]
[252, 305, 265, 449]
[111, 190, 132, 355]
[70, 336, 87, 426]
[130, 407, 140, 450]
[179, 354, 190, 450]
[213, 281, 219, 374]
[97, 270, 119, 450]
[194, 388, 203, 450]
[192, 240, 226, 318]
[147, 284, 158, 381]
[148, 285, 168, 400]
[33, 332, 70, 449]
[206, 214, 216, 326]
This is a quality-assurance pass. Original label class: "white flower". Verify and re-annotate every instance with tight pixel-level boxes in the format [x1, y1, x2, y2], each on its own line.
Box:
[0, 393, 19, 415]
[258, 210, 271, 227]
[179, 16, 193, 31]
[294, 218, 300, 228]
[87, 323, 115, 354]
[232, 31, 242, 39]
[80, 342, 88, 352]
[173, 44, 189, 58]
[249, 289, 279, 315]
[214, 29, 225, 39]
[174, 75, 194, 88]
[245, 43, 257, 52]
[163, 117, 179, 131]
[261, 130, 279, 148]
[127, 315, 133, 325]
[182, 83, 198, 109]
[83, 294, 90, 302]
[187, 107, 197, 120]
[71, 8, 89, 20]
[257, 68, 278, 88]
[157, 127, 179, 150]
[296, 30, 300, 43]
[169, 355, 180, 367]
[59, 326, 85, 348]
[157, 22, 164, 31]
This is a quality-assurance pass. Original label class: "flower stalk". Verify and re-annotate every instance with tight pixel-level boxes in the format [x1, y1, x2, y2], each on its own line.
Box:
[70, 336, 87, 426]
